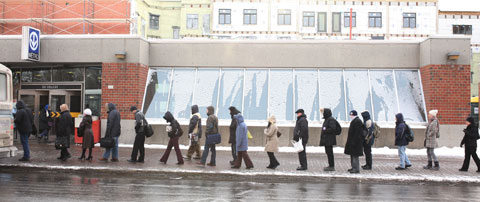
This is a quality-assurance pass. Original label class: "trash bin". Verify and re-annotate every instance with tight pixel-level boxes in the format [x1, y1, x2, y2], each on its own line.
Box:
[75, 116, 101, 144]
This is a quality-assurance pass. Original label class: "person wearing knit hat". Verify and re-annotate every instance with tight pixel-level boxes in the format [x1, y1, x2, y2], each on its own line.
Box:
[424, 109, 440, 170]
[294, 109, 309, 171]
[78, 108, 94, 161]
[459, 116, 480, 172]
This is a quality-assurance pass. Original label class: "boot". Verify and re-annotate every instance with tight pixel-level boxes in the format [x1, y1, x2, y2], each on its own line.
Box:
[432, 161, 440, 171]
[423, 161, 432, 170]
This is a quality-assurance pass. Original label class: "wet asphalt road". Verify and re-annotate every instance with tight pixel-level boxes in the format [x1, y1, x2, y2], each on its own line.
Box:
[0, 168, 479, 202]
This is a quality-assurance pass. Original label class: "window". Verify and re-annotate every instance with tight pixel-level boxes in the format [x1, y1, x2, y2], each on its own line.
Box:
[193, 68, 220, 118]
[332, 12, 341, 32]
[244, 9, 257, 25]
[269, 69, 294, 121]
[219, 9, 231, 25]
[85, 66, 101, 89]
[52, 67, 83, 82]
[369, 12, 382, 28]
[172, 26, 180, 39]
[303, 12, 315, 27]
[319, 70, 346, 121]
[278, 9, 291, 25]
[187, 14, 198, 29]
[453, 25, 472, 35]
[244, 69, 268, 120]
[142, 68, 427, 123]
[317, 12, 327, 32]
[295, 69, 320, 121]
[21, 69, 51, 82]
[403, 13, 416, 28]
[344, 12, 356, 27]
[0, 73, 6, 101]
[203, 14, 210, 33]
[149, 14, 159, 30]
[218, 69, 243, 119]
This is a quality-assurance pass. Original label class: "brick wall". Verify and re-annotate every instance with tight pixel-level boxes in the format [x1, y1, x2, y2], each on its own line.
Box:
[420, 64, 471, 124]
[101, 63, 149, 120]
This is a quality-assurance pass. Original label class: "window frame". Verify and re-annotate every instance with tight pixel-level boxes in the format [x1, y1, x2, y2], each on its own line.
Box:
[403, 13, 416, 28]
[453, 25, 473, 35]
[332, 12, 342, 32]
[344, 12, 356, 27]
[149, 14, 159, 30]
[317, 12, 327, 32]
[368, 12, 382, 28]
[277, 9, 291, 25]
[186, 14, 199, 29]
[243, 9, 257, 25]
[219, 9, 231, 25]
[303, 11, 315, 27]
[0, 73, 6, 101]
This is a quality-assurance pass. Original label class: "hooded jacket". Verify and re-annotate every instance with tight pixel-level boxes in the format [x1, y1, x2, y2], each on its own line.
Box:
[264, 115, 279, 152]
[206, 106, 218, 135]
[39, 105, 51, 132]
[320, 108, 337, 146]
[229, 107, 241, 144]
[293, 113, 309, 144]
[188, 105, 202, 139]
[106, 103, 121, 137]
[164, 111, 182, 138]
[361, 111, 374, 145]
[344, 116, 364, 156]
[395, 113, 408, 146]
[14, 100, 34, 134]
[462, 123, 480, 147]
[235, 114, 248, 152]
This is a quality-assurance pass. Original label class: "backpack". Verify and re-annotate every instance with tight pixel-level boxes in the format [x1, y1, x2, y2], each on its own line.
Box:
[373, 122, 381, 139]
[331, 118, 342, 136]
[176, 123, 184, 137]
[403, 123, 414, 142]
[141, 115, 154, 138]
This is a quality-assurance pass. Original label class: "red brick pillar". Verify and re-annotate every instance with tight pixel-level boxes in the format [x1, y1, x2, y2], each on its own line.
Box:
[101, 63, 149, 120]
[420, 64, 471, 124]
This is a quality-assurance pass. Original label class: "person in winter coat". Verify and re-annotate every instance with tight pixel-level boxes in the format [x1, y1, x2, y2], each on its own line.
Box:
[424, 110, 440, 170]
[231, 113, 254, 169]
[228, 106, 241, 165]
[99, 103, 121, 162]
[459, 117, 480, 172]
[294, 109, 309, 171]
[38, 104, 51, 142]
[14, 100, 34, 161]
[78, 108, 94, 161]
[344, 110, 364, 174]
[264, 115, 280, 169]
[320, 108, 338, 171]
[361, 111, 374, 170]
[56, 104, 73, 161]
[128, 106, 146, 163]
[160, 111, 184, 165]
[395, 113, 412, 170]
[198, 106, 219, 167]
[185, 105, 202, 160]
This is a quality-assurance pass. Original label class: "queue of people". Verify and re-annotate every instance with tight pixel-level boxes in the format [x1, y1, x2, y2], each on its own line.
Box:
[13, 100, 480, 174]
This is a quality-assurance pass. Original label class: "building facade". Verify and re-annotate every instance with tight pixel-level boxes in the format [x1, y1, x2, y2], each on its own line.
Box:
[0, 35, 471, 149]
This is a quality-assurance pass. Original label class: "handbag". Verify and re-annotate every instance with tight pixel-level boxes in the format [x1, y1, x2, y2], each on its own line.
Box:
[100, 136, 114, 148]
[206, 133, 221, 145]
[55, 136, 69, 150]
[291, 138, 304, 153]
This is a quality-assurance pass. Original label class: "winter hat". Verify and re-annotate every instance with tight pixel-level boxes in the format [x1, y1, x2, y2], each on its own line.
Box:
[429, 110, 438, 117]
[295, 109, 305, 114]
[83, 108, 92, 116]
[130, 106, 138, 112]
[467, 117, 475, 124]
[350, 110, 358, 116]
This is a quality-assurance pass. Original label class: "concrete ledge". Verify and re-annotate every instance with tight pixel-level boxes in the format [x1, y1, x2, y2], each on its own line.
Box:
[0, 146, 17, 158]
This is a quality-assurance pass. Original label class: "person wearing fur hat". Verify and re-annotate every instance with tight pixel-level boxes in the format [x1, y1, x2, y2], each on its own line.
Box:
[78, 109, 94, 161]
[424, 110, 440, 170]
[294, 109, 309, 171]
[459, 117, 480, 172]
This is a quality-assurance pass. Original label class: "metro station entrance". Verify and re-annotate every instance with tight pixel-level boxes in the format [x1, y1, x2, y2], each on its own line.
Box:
[18, 84, 83, 129]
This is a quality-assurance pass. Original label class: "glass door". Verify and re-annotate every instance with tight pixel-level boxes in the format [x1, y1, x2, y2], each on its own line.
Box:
[18, 90, 49, 133]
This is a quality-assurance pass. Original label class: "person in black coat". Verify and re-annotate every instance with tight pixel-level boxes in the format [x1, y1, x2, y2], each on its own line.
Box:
[228, 106, 241, 165]
[361, 111, 375, 170]
[128, 106, 146, 163]
[459, 117, 480, 172]
[294, 109, 309, 171]
[320, 108, 338, 171]
[14, 100, 34, 161]
[100, 103, 121, 162]
[185, 105, 202, 160]
[344, 110, 364, 174]
[56, 104, 73, 161]
[160, 111, 184, 164]
[78, 109, 94, 161]
[38, 104, 51, 142]
[395, 113, 412, 170]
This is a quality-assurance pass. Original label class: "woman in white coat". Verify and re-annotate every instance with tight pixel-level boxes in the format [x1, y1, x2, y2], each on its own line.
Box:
[265, 115, 280, 169]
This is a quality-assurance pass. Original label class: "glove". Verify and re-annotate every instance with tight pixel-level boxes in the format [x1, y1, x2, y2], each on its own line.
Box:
[460, 143, 464, 148]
